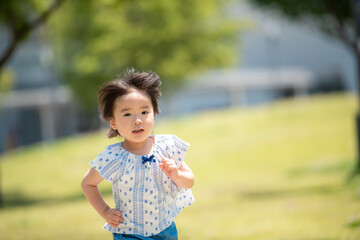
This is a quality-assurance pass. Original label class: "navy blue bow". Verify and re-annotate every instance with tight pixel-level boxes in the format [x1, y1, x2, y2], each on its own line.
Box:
[142, 155, 155, 164]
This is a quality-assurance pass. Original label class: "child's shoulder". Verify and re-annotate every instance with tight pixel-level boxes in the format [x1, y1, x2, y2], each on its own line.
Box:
[154, 134, 180, 144]
[154, 134, 189, 148]
[97, 142, 123, 157]
[155, 134, 176, 140]
[104, 142, 122, 151]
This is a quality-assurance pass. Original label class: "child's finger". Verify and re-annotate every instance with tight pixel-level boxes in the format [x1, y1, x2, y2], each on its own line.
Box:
[164, 160, 176, 169]
[162, 157, 172, 163]
[113, 210, 123, 222]
[110, 222, 119, 228]
[161, 159, 169, 167]
[159, 163, 168, 172]
[114, 209, 122, 217]
[163, 158, 174, 166]
[164, 158, 176, 165]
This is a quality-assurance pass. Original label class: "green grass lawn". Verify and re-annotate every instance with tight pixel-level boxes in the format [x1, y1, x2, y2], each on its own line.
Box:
[0, 93, 359, 240]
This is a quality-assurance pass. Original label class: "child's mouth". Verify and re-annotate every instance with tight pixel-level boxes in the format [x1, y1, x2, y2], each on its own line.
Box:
[132, 128, 144, 134]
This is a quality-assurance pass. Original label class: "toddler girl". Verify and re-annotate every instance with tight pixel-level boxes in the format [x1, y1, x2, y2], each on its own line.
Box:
[81, 69, 194, 240]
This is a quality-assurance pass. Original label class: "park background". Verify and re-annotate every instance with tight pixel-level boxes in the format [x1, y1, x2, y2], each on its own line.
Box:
[0, 1, 359, 239]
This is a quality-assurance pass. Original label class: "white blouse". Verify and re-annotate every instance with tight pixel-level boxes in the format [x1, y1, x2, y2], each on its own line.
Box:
[90, 134, 194, 236]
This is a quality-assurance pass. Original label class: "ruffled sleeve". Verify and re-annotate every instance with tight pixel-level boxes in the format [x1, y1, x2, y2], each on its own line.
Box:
[89, 143, 125, 183]
[171, 135, 190, 168]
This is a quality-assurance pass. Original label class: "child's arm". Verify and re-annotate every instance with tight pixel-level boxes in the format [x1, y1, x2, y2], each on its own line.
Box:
[159, 158, 194, 189]
[81, 168, 123, 228]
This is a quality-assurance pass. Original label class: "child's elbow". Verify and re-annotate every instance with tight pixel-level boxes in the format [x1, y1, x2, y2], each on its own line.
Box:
[81, 168, 97, 190]
[189, 177, 195, 189]
[81, 178, 87, 191]
[184, 176, 194, 189]
[81, 175, 92, 191]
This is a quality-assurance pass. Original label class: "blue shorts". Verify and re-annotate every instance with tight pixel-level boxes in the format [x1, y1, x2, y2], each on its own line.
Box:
[112, 222, 178, 240]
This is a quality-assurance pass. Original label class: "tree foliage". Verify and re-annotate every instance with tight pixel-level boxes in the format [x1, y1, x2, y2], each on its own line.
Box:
[0, 0, 64, 73]
[48, 0, 242, 108]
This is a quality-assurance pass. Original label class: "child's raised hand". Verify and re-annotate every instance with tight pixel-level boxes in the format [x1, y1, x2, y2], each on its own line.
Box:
[159, 157, 179, 180]
[103, 208, 123, 228]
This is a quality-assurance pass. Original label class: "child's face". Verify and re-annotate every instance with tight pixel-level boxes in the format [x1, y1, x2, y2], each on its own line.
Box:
[110, 89, 155, 144]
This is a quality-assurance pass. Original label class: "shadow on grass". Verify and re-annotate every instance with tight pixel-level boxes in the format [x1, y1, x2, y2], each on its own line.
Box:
[239, 159, 359, 200]
[239, 184, 341, 200]
[287, 160, 352, 178]
[287, 158, 360, 183]
[0, 188, 112, 210]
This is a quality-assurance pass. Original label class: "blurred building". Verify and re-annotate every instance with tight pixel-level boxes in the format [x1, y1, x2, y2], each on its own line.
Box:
[163, 2, 348, 116]
[237, 2, 352, 90]
[167, 68, 313, 115]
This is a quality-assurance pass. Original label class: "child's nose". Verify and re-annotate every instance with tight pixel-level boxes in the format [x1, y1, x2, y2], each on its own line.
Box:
[133, 116, 143, 125]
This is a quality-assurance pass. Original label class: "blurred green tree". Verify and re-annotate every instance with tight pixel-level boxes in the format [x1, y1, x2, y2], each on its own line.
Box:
[0, 0, 64, 77]
[250, 0, 360, 175]
[48, 0, 241, 108]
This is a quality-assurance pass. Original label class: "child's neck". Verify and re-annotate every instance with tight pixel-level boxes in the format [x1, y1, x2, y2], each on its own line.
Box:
[122, 136, 154, 156]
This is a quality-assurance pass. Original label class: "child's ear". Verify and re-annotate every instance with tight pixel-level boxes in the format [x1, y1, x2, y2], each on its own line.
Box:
[109, 118, 117, 130]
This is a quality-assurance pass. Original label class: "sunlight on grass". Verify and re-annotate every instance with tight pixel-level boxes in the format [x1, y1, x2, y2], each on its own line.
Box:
[0, 93, 359, 239]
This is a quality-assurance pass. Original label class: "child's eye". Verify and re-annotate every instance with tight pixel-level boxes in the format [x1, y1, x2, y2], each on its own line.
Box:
[142, 111, 149, 115]
[123, 113, 131, 117]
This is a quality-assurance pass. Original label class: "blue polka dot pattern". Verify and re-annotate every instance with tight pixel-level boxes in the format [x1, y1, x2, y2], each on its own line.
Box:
[89, 135, 194, 237]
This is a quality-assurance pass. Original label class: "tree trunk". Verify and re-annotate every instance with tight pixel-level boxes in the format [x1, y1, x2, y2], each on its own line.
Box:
[0, 163, 2, 207]
[355, 52, 360, 175]
[0, 36, 20, 77]
[353, 0, 360, 177]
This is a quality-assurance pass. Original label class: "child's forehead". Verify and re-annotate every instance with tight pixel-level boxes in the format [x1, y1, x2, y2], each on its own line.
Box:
[114, 89, 152, 107]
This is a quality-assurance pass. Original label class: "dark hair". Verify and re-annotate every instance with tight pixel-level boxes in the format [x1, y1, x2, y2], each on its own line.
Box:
[97, 68, 162, 138]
